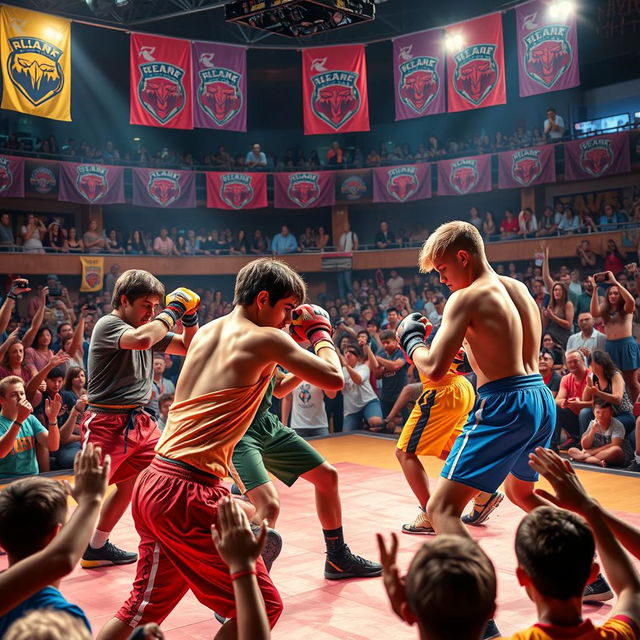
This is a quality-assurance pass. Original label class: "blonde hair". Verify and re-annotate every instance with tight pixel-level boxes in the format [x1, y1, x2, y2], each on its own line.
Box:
[4, 610, 91, 640]
[418, 221, 485, 272]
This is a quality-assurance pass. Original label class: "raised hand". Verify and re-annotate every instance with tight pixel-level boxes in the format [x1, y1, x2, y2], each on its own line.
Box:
[71, 443, 109, 505]
[44, 393, 62, 422]
[376, 532, 407, 621]
[50, 350, 71, 367]
[8, 278, 30, 299]
[211, 496, 266, 573]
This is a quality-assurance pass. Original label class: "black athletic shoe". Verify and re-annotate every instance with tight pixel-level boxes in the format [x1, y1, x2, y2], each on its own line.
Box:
[250, 523, 282, 572]
[324, 545, 382, 580]
[81, 541, 137, 568]
[583, 573, 614, 603]
[627, 460, 640, 473]
[482, 619, 501, 640]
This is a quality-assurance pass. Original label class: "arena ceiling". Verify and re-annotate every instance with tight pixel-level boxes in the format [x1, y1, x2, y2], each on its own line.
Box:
[4, 0, 519, 45]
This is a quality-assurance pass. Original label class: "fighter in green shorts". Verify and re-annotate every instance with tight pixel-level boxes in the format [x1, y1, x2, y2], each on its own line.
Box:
[231, 369, 382, 580]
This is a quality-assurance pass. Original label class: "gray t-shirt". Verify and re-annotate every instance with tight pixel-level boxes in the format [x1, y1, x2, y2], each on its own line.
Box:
[88, 314, 173, 405]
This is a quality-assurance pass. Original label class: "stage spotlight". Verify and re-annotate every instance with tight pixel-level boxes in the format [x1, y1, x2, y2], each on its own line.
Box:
[114, 0, 129, 5]
[548, 0, 575, 20]
[444, 33, 464, 52]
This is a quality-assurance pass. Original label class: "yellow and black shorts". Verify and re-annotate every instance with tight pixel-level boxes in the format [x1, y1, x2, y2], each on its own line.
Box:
[397, 375, 475, 459]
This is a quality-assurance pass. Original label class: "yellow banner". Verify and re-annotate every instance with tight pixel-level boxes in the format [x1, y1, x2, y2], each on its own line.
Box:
[1, 6, 71, 121]
[80, 256, 103, 292]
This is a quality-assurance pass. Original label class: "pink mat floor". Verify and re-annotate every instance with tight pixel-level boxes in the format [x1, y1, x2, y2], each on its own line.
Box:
[5, 461, 640, 639]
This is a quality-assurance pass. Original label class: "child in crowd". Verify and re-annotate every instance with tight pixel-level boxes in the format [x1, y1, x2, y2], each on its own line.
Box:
[568, 398, 634, 468]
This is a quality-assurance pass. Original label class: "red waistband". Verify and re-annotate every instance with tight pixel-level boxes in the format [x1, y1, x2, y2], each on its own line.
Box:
[151, 455, 223, 487]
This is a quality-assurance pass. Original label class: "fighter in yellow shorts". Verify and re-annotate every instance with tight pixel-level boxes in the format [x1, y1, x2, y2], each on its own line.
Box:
[395, 347, 504, 533]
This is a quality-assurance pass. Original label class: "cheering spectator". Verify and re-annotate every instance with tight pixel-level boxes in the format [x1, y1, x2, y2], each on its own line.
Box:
[543, 106, 565, 141]
[82, 220, 106, 254]
[271, 225, 299, 255]
[543, 282, 574, 350]
[245, 143, 267, 169]
[20, 214, 46, 254]
[326, 141, 344, 166]
[576, 238, 598, 268]
[44, 221, 67, 253]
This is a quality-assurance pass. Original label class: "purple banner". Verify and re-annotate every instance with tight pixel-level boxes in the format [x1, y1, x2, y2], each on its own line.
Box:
[516, 0, 580, 97]
[498, 145, 556, 189]
[0, 155, 24, 198]
[393, 29, 445, 121]
[373, 164, 432, 203]
[132, 168, 196, 208]
[564, 132, 630, 181]
[274, 172, 336, 209]
[437, 154, 492, 196]
[58, 162, 125, 204]
[192, 41, 247, 132]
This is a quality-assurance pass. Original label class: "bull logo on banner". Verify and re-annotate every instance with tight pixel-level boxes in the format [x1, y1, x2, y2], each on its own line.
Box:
[511, 150, 542, 187]
[76, 165, 108, 203]
[398, 56, 440, 115]
[220, 174, 253, 209]
[7, 37, 64, 106]
[138, 61, 186, 124]
[311, 70, 360, 130]
[288, 174, 320, 208]
[524, 25, 572, 89]
[199, 67, 242, 126]
[454, 44, 498, 106]
[148, 170, 181, 207]
[450, 159, 479, 195]
[579, 139, 614, 178]
[386, 167, 419, 202]
[0, 158, 14, 195]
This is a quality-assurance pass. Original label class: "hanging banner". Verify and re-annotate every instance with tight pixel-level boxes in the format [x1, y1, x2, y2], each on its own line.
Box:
[80, 256, 103, 292]
[274, 172, 336, 209]
[393, 29, 445, 121]
[564, 132, 630, 181]
[0, 6, 71, 121]
[26, 159, 57, 198]
[446, 13, 506, 113]
[192, 41, 247, 131]
[302, 45, 370, 135]
[130, 33, 193, 129]
[498, 145, 556, 189]
[0, 155, 24, 198]
[206, 172, 267, 210]
[516, 0, 580, 97]
[437, 155, 492, 196]
[58, 162, 125, 205]
[335, 168, 372, 203]
[132, 168, 196, 208]
[373, 164, 432, 203]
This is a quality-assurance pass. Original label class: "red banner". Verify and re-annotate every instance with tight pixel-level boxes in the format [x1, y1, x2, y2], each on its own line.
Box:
[498, 145, 556, 189]
[564, 132, 630, 181]
[131, 168, 196, 208]
[274, 172, 336, 209]
[130, 33, 193, 129]
[437, 155, 492, 196]
[206, 172, 267, 210]
[302, 45, 369, 135]
[446, 13, 506, 113]
[0, 155, 24, 198]
[58, 162, 125, 204]
[373, 164, 431, 203]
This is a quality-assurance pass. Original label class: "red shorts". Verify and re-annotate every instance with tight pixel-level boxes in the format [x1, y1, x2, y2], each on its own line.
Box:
[80, 409, 159, 485]
[116, 457, 283, 629]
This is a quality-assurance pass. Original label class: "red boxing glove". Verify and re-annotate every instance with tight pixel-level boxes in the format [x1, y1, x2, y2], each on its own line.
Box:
[290, 304, 333, 348]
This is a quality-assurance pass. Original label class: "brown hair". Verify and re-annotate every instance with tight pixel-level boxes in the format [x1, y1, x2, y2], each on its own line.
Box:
[515, 506, 594, 599]
[233, 258, 306, 307]
[63, 366, 84, 391]
[419, 221, 485, 273]
[0, 375, 24, 397]
[111, 269, 165, 309]
[0, 476, 67, 559]
[4, 610, 90, 640]
[406, 535, 496, 637]
[0, 339, 22, 368]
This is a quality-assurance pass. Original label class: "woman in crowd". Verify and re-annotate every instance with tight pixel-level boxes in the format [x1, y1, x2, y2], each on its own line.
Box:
[580, 349, 635, 438]
[482, 211, 496, 240]
[24, 327, 54, 371]
[44, 221, 67, 252]
[542, 332, 565, 370]
[66, 227, 84, 253]
[126, 229, 148, 254]
[0, 339, 37, 384]
[63, 365, 87, 401]
[316, 226, 330, 250]
[82, 219, 107, 253]
[250, 228, 268, 254]
[106, 229, 125, 254]
[604, 239, 626, 274]
[558, 206, 581, 234]
[544, 282, 574, 350]
[500, 209, 519, 239]
[230, 229, 250, 255]
[20, 213, 46, 253]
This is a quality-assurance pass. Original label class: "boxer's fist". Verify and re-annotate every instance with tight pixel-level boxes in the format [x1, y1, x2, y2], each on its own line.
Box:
[396, 313, 431, 359]
[290, 304, 332, 346]
[165, 287, 200, 317]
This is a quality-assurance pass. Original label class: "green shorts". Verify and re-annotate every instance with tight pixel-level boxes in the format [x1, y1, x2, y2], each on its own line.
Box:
[231, 413, 325, 492]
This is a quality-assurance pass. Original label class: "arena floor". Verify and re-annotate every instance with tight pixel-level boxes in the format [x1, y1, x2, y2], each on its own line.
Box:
[4, 433, 640, 639]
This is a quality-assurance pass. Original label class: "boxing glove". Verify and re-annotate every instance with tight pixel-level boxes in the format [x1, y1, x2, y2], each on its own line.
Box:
[396, 312, 432, 359]
[290, 304, 333, 350]
[156, 288, 200, 330]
